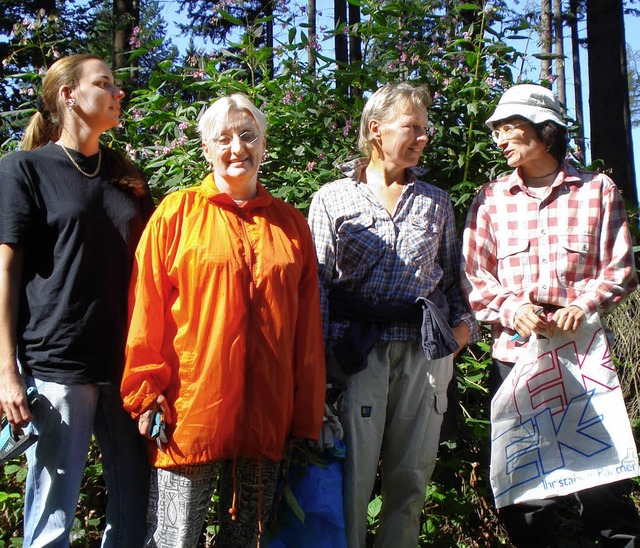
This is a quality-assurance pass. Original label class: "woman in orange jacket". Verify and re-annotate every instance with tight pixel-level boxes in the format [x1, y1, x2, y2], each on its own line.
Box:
[120, 93, 326, 547]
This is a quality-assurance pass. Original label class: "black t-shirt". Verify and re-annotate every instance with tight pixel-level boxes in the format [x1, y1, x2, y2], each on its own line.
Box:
[0, 141, 154, 384]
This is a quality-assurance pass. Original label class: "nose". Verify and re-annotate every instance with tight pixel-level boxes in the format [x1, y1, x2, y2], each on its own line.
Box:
[495, 131, 509, 147]
[112, 86, 125, 100]
[498, 135, 510, 148]
[230, 134, 243, 153]
[414, 127, 429, 143]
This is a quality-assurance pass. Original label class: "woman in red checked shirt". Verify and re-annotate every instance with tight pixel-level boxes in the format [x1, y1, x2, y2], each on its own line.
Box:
[462, 83, 640, 547]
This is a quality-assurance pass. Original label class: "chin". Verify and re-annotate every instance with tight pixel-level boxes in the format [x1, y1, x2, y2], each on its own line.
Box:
[506, 158, 520, 169]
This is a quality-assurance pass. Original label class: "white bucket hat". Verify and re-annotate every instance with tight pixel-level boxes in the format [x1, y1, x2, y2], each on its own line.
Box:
[486, 84, 566, 129]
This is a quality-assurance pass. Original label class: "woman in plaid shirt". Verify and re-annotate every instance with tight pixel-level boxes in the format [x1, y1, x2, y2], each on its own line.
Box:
[309, 83, 478, 548]
[462, 84, 640, 547]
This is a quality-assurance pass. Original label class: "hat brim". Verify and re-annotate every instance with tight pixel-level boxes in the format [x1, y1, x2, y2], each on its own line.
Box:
[485, 104, 566, 130]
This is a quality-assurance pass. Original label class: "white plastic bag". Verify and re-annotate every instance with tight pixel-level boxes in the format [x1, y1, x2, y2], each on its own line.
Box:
[490, 313, 639, 508]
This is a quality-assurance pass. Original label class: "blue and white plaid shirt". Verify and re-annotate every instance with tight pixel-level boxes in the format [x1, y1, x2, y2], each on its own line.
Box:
[308, 157, 478, 343]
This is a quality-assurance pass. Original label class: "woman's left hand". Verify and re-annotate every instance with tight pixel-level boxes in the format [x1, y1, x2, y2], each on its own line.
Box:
[550, 305, 585, 335]
[452, 322, 470, 357]
[138, 394, 170, 440]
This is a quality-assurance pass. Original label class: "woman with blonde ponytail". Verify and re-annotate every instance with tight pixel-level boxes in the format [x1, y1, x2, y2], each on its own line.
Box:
[0, 53, 153, 547]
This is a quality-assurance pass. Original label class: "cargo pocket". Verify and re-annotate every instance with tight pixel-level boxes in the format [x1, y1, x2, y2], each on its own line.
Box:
[418, 357, 454, 469]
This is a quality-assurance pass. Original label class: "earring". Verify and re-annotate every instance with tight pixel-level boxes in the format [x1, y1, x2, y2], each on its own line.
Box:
[66, 98, 77, 111]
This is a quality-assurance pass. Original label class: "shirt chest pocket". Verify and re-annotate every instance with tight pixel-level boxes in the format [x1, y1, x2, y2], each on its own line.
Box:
[336, 213, 385, 273]
[495, 234, 531, 290]
[556, 232, 594, 289]
[403, 215, 441, 266]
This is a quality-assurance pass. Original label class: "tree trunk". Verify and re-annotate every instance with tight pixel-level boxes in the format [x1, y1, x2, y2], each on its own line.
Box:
[348, 1, 361, 98]
[540, 0, 552, 80]
[308, 0, 316, 73]
[586, 0, 637, 204]
[265, 0, 274, 76]
[334, 0, 348, 65]
[334, 0, 348, 95]
[113, 0, 139, 71]
[568, 0, 586, 161]
[553, 0, 565, 105]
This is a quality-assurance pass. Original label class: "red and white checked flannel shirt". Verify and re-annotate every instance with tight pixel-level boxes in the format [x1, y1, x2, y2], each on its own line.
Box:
[461, 163, 638, 363]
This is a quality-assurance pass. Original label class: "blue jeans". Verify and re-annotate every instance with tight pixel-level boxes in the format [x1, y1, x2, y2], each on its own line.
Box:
[23, 378, 150, 548]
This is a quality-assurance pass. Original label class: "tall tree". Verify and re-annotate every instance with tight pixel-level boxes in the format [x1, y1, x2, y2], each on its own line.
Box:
[334, 0, 348, 66]
[553, 0, 565, 105]
[348, 0, 361, 98]
[308, 0, 317, 72]
[333, 0, 348, 95]
[540, 0, 552, 79]
[586, 0, 637, 204]
[114, 0, 139, 70]
[568, 0, 586, 158]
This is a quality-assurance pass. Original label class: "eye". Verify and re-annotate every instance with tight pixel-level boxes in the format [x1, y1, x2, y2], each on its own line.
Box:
[215, 135, 233, 147]
[239, 131, 260, 144]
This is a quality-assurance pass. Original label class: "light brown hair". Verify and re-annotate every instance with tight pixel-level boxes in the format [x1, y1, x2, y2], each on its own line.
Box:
[21, 53, 103, 150]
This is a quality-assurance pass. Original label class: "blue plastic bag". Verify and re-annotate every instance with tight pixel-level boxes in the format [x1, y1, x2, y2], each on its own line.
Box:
[266, 443, 347, 547]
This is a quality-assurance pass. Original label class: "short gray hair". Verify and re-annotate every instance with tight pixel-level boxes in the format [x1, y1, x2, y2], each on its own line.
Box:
[198, 93, 267, 142]
[357, 82, 432, 157]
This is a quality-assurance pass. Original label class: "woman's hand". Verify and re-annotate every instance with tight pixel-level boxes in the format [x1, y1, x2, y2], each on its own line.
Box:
[550, 306, 585, 335]
[137, 394, 170, 440]
[451, 322, 470, 357]
[0, 366, 31, 431]
[513, 304, 549, 339]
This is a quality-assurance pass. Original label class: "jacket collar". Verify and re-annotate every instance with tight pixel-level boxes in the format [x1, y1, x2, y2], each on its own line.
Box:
[200, 173, 273, 210]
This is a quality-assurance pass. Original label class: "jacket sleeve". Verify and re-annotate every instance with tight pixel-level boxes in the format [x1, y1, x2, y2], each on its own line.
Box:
[120, 202, 175, 419]
[290, 220, 326, 440]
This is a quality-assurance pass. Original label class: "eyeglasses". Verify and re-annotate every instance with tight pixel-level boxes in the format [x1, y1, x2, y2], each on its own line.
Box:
[491, 122, 528, 143]
[212, 130, 261, 149]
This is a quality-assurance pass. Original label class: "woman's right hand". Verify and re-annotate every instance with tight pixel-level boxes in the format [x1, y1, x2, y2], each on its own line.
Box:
[0, 366, 32, 430]
[513, 304, 549, 339]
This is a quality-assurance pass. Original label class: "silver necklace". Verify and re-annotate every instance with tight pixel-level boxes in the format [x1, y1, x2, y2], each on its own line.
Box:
[59, 142, 102, 178]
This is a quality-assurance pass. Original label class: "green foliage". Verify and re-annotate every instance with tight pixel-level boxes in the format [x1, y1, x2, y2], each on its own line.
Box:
[3, 1, 637, 547]
[0, 461, 26, 544]
[0, 438, 106, 546]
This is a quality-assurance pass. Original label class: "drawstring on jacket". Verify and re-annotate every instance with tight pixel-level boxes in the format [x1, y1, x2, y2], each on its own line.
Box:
[228, 457, 238, 522]
[226, 456, 265, 546]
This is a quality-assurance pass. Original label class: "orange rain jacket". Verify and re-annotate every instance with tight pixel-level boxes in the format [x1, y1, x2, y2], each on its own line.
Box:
[121, 174, 326, 468]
